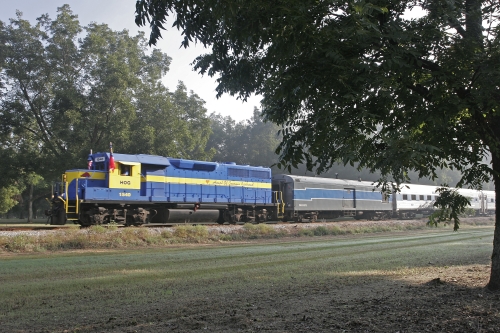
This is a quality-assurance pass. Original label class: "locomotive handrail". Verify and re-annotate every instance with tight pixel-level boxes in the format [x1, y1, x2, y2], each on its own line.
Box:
[63, 177, 79, 217]
[273, 191, 285, 215]
[75, 178, 79, 214]
[64, 180, 69, 213]
[57, 196, 67, 205]
[279, 191, 284, 214]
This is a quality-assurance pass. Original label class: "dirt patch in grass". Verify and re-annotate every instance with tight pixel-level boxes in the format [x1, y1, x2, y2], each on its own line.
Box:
[66, 264, 498, 333]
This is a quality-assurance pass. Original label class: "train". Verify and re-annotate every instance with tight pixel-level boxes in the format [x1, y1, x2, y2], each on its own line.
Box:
[47, 152, 496, 226]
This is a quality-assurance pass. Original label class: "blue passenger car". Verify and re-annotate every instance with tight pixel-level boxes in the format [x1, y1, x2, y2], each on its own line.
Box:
[272, 174, 393, 221]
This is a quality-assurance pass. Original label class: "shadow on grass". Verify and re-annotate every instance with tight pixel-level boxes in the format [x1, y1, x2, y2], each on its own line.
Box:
[2, 264, 496, 333]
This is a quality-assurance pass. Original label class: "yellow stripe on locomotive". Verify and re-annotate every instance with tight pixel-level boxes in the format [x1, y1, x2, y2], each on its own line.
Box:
[64, 170, 106, 184]
[145, 175, 271, 189]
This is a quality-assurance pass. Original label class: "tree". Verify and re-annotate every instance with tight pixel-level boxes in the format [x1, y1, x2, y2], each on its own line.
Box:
[206, 113, 244, 163]
[169, 82, 214, 160]
[1, 5, 213, 171]
[244, 107, 282, 168]
[23, 172, 45, 222]
[0, 99, 49, 217]
[0, 5, 213, 216]
[0, 185, 22, 214]
[131, 80, 214, 160]
[136, 1, 500, 289]
[206, 108, 280, 167]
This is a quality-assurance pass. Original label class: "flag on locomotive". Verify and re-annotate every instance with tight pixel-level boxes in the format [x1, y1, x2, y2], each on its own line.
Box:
[109, 142, 115, 172]
[87, 149, 93, 170]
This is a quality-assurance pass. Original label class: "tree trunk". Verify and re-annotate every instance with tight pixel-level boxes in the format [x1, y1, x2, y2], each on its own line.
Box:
[28, 184, 33, 223]
[487, 152, 500, 290]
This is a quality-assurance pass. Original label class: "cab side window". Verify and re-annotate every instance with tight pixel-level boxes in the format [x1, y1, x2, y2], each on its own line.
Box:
[121, 165, 131, 176]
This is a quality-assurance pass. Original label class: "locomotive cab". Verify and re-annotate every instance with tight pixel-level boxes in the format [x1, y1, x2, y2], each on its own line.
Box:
[108, 162, 141, 190]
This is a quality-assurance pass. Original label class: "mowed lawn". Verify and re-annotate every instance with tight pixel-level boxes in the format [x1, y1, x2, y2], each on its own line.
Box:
[0, 226, 494, 332]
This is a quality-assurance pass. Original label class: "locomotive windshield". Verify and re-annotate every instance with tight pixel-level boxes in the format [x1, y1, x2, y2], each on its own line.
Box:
[93, 162, 106, 170]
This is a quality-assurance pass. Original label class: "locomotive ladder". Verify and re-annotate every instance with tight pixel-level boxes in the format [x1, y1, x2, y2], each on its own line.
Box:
[64, 178, 80, 222]
[274, 191, 285, 219]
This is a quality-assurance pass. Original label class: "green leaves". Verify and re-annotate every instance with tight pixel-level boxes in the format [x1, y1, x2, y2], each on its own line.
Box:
[136, 0, 499, 189]
[428, 186, 471, 231]
[0, 185, 22, 214]
[136, 0, 500, 290]
[206, 108, 281, 167]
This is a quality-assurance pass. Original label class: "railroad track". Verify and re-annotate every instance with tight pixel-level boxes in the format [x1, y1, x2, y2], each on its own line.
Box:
[0, 225, 71, 232]
[0, 219, 348, 232]
[2, 215, 434, 232]
[0, 222, 245, 231]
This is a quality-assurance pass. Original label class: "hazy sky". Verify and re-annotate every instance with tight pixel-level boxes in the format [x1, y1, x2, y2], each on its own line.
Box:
[1, 0, 260, 122]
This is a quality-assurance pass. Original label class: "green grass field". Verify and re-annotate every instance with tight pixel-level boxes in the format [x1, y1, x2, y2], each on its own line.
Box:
[0, 225, 494, 332]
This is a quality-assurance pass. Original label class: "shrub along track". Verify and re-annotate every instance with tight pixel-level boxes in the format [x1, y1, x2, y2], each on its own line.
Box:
[0, 216, 435, 232]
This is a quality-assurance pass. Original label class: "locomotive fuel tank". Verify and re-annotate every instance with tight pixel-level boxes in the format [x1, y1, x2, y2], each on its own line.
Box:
[163, 209, 220, 223]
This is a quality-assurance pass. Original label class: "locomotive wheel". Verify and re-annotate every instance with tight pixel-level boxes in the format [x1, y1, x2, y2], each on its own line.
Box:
[125, 215, 136, 227]
[223, 210, 238, 224]
[59, 209, 67, 225]
[50, 207, 67, 225]
[79, 221, 91, 228]
[78, 214, 92, 228]
[222, 210, 231, 224]
[217, 211, 226, 224]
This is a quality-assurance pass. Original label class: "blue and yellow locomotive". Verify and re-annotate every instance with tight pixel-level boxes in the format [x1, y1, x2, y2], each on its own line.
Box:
[50, 152, 284, 226]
